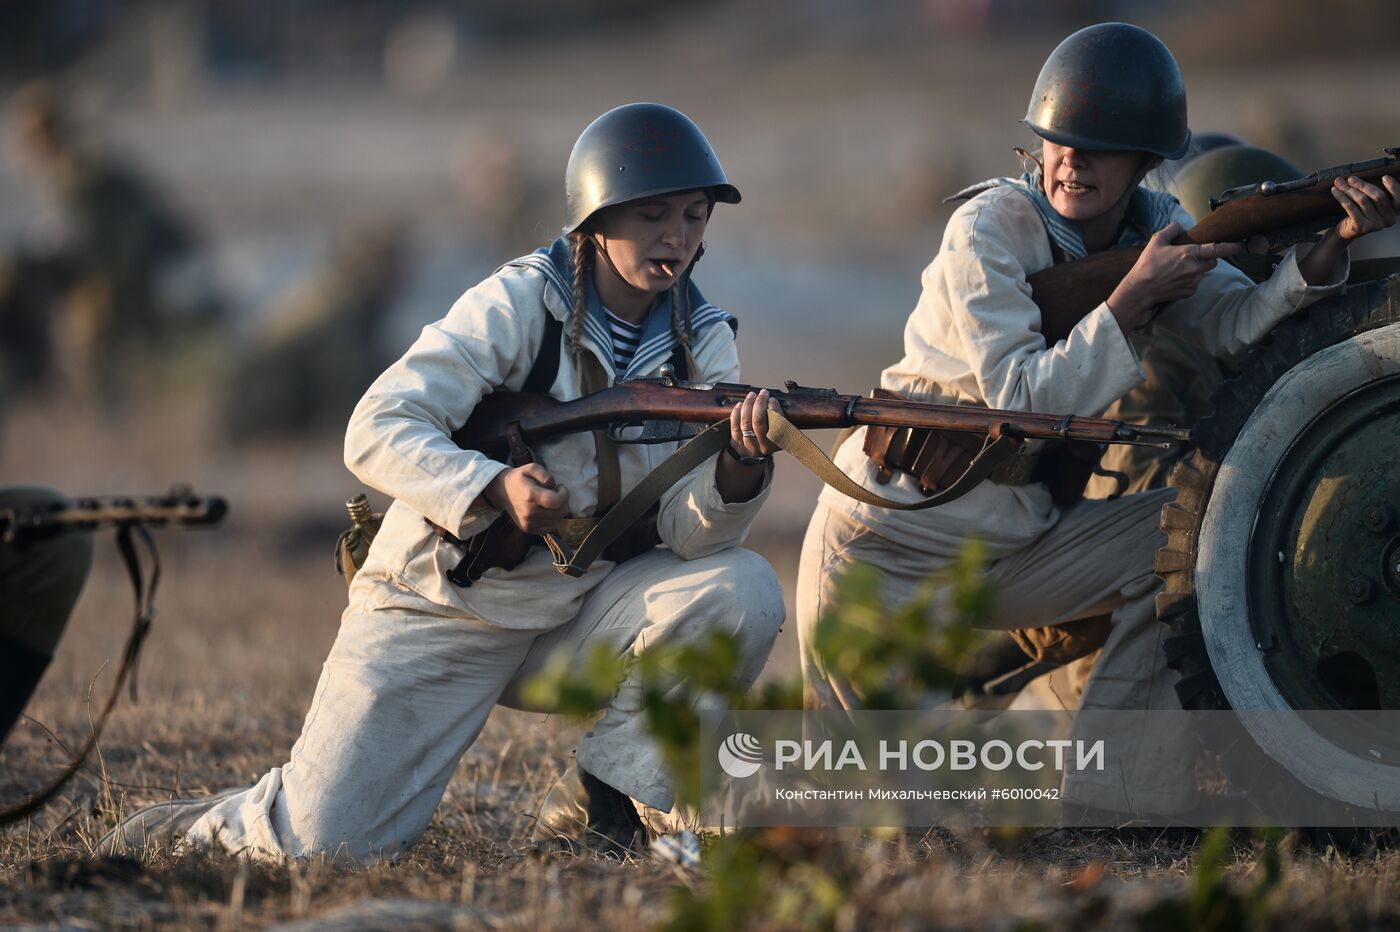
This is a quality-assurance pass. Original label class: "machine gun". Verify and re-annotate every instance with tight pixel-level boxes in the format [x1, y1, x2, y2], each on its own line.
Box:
[0, 489, 227, 544]
[0, 487, 227, 824]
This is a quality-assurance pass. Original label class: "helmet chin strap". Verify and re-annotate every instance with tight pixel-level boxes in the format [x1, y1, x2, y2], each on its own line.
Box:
[1113, 155, 1164, 235]
[590, 192, 716, 302]
[591, 232, 654, 298]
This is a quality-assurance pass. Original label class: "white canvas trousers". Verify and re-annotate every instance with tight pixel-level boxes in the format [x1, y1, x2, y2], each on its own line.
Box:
[797, 489, 1198, 816]
[186, 547, 784, 863]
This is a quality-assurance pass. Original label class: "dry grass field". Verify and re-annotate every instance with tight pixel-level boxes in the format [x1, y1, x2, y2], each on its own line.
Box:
[5, 4, 1400, 926]
[3, 392, 1400, 931]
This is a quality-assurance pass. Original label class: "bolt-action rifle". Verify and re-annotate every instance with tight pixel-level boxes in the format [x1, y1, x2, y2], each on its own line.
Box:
[453, 375, 1189, 457]
[449, 372, 1190, 578]
[1028, 147, 1400, 343]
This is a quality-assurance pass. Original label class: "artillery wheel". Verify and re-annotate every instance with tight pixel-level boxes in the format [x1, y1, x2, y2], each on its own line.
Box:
[1156, 272, 1400, 818]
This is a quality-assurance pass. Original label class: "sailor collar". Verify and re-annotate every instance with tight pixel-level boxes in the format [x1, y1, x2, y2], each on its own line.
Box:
[503, 236, 734, 380]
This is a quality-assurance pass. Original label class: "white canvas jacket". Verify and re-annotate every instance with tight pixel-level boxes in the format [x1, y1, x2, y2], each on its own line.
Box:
[819, 184, 1347, 558]
[345, 248, 771, 630]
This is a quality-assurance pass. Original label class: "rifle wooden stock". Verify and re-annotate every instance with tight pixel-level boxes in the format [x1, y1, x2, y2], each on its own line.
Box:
[1028, 149, 1400, 343]
[451, 380, 1189, 460]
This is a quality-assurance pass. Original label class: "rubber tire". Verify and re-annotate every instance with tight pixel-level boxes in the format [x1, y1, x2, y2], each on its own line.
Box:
[1154, 272, 1400, 841]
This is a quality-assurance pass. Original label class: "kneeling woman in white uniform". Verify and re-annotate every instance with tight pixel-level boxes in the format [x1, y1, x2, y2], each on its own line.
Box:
[795, 24, 1398, 820]
[111, 104, 785, 861]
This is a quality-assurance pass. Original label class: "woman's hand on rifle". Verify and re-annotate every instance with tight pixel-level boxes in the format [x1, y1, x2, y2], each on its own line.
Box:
[483, 464, 570, 533]
[1332, 174, 1400, 242]
[1298, 174, 1400, 285]
[1106, 222, 1242, 332]
[716, 389, 780, 503]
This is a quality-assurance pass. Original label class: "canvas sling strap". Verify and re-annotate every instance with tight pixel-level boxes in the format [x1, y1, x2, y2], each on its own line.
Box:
[445, 313, 697, 585]
[546, 409, 1022, 577]
[535, 350, 622, 573]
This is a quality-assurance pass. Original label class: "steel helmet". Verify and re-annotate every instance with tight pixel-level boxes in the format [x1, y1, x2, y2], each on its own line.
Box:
[1173, 145, 1303, 222]
[1024, 23, 1190, 160]
[563, 103, 741, 233]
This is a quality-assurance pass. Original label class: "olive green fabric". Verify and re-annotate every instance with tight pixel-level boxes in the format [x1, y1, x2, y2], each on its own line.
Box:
[1086, 330, 1225, 499]
[0, 486, 92, 654]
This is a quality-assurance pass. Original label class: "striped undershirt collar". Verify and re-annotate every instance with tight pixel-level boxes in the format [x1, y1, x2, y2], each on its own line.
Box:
[603, 307, 643, 372]
[501, 236, 735, 380]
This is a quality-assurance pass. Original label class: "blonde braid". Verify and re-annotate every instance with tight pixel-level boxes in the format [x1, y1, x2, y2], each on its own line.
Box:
[682, 241, 704, 345]
[669, 282, 690, 351]
[568, 231, 590, 364]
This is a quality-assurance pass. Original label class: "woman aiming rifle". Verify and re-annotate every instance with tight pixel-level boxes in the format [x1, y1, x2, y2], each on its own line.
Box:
[796, 23, 1398, 822]
[104, 104, 784, 860]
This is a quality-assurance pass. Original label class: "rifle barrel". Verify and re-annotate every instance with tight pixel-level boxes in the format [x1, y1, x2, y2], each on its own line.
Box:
[842, 395, 1190, 444]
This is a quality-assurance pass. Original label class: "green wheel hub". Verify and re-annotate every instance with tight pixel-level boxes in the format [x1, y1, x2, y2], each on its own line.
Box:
[1248, 375, 1400, 715]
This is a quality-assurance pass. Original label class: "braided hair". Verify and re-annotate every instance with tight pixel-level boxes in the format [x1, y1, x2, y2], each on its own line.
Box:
[567, 230, 592, 365]
[669, 242, 705, 352]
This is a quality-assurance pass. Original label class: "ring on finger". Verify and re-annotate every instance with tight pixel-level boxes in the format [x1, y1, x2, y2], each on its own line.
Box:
[741, 430, 757, 439]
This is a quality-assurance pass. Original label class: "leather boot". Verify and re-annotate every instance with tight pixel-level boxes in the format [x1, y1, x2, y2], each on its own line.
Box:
[579, 768, 647, 857]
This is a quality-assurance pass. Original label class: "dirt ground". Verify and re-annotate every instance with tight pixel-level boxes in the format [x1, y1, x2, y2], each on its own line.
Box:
[3, 387, 1400, 931]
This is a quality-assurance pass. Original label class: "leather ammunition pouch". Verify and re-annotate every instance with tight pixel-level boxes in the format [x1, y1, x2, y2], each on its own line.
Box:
[1008, 614, 1114, 666]
[861, 388, 1116, 666]
[862, 388, 1103, 506]
[862, 389, 994, 494]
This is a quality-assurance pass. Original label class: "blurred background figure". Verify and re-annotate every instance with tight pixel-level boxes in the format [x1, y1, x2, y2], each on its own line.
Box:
[4, 81, 220, 409]
[452, 128, 555, 259]
[0, 248, 71, 407]
[219, 221, 408, 443]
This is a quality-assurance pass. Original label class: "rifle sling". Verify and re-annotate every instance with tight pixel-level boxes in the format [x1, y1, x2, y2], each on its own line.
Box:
[578, 354, 622, 513]
[444, 314, 696, 586]
[547, 411, 1022, 577]
[766, 411, 1022, 511]
[552, 420, 730, 576]
[0, 524, 158, 826]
